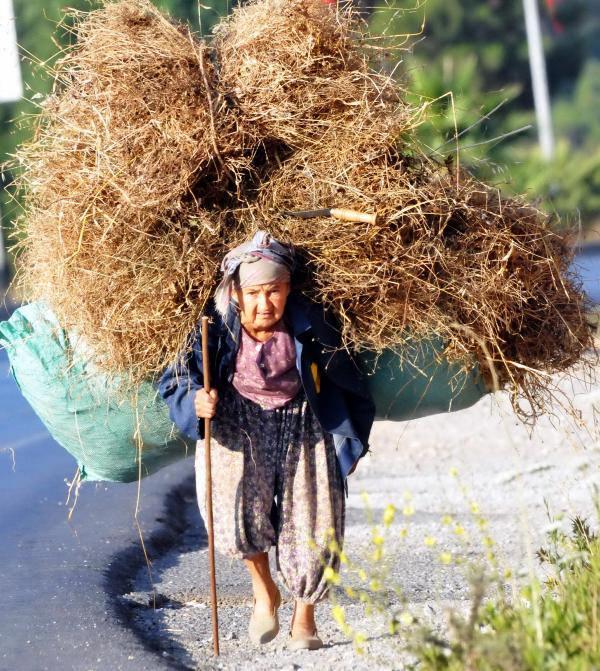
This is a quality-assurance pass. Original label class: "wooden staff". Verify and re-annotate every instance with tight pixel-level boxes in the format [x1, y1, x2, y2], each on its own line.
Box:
[201, 316, 220, 656]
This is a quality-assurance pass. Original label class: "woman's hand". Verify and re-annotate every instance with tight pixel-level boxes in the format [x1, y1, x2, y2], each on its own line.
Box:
[194, 388, 219, 419]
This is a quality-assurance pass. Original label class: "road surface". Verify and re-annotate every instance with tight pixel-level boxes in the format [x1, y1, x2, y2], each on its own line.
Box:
[0, 344, 196, 671]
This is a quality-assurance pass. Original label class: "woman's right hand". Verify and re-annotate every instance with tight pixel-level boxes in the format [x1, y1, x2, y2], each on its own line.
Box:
[194, 388, 219, 419]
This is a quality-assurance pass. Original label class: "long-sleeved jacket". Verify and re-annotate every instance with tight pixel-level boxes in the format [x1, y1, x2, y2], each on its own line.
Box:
[157, 293, 375, 484]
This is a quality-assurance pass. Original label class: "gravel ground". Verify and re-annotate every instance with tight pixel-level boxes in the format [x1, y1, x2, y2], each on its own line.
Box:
[121, 365, 600, 670]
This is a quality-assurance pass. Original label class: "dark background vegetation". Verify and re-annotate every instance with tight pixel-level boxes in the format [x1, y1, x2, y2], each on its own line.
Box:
[1, 0, 598, 277]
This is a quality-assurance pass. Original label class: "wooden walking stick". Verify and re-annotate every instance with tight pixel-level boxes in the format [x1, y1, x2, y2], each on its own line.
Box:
[201, 316, 220, 656]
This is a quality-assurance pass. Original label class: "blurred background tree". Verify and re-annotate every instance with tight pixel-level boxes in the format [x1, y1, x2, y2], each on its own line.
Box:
[370, 0, 600, 229]
[1, 0, 599, 265]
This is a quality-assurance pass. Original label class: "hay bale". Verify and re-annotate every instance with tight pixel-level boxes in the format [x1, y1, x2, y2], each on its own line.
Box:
[244, 129, 591, 413]
[11, 0, 592, 419]
[213, 0, 409, 149]
[217, 0, 591, 415]
[14, 0, 247, 381]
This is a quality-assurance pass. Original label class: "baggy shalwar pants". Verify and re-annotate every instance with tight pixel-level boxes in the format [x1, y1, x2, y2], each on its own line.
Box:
[195, 386, 345, 604]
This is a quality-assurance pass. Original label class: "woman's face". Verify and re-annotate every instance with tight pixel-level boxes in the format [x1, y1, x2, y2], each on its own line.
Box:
[235, 281, 290, 334]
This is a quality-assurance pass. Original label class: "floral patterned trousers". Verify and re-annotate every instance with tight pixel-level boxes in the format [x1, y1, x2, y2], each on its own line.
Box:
[195, 386, 345, 604]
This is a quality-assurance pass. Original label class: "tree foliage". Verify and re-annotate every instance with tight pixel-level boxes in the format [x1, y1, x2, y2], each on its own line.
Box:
[370, 0, 600, 225]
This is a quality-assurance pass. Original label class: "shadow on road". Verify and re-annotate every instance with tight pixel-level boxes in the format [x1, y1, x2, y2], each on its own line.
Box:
[105, 475, 207, 671]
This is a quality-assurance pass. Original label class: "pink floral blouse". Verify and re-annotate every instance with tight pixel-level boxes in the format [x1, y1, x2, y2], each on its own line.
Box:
[232, 321, 302, 409]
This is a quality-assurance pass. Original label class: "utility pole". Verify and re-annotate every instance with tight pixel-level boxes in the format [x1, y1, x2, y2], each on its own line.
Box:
[0, 0, 22, 104]
[522, 0, 555, 160]
[0, 0, 23, 296]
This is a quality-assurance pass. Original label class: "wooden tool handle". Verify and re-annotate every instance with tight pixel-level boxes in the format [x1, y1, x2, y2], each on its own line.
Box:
[202, 317, 211, 393]
[201, 316, 220, 656]
[330, 208, 377, 225]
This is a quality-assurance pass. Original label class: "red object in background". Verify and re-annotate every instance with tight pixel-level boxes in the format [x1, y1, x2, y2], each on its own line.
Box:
[545, 0, 565, 34]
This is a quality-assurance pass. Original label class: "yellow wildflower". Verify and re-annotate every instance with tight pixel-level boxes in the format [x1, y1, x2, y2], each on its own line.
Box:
[331, 604, 346, 627]
[354, 634, 366, 654]
[439, 552, 452, 565]
[323, 567, 341, 585]
[402, 504, 415, 517]
[424, 535, 437, 547]
[370, 579, 382, 591]
[383, 504, 396, 527]
[399, 611, 413, 626]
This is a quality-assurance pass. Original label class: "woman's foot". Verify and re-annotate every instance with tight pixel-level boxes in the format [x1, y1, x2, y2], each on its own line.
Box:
[288, 601, 324, 651]
[251, 579, 281, 618]
[244, 552, 281, 614]
[244, 552, 282, 644]
[248, 589, 281, 644]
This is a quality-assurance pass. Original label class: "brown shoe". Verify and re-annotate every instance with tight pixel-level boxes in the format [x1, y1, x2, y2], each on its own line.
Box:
[287, 603, 324, 651]
[287, 630, 324, 651]
[248, 591, 282, 645]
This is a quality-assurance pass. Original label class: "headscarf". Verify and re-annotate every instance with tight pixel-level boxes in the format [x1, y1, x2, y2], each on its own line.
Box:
[237, 257, 290, 288]
[214, 231, 295, 315]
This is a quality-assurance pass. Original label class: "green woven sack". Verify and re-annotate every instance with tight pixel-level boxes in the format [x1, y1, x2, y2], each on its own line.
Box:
[0, 302, 195, 482]
[358, 338, 489, 421]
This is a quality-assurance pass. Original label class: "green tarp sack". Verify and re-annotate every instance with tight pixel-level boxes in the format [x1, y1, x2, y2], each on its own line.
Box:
[0, 302, 195, 482]
[358, 340, 489, 421]
[0, 303, 488, 482]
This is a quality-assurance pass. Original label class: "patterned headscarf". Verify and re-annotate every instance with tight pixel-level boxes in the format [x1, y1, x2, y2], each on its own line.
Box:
[214, 231, 295, 315]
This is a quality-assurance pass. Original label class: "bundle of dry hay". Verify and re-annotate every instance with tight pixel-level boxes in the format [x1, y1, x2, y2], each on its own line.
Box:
[13, 0, 247, 377]
[245, 130, 590, 408]
[12, 0, 592, 417]
[212, 0, 407, 148]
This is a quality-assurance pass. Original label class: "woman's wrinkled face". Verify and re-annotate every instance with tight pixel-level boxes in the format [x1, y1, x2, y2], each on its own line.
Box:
[235, 281, 290, 334]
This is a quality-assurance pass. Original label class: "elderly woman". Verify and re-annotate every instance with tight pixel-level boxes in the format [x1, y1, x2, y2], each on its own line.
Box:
[158, 231, 374, 650]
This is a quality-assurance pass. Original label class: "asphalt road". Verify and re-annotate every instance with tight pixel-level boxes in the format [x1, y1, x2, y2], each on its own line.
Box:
[573, 242, 600, 304]
[0, 344, 196, 671]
